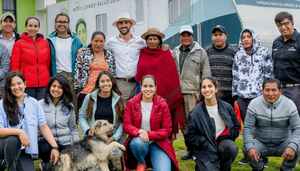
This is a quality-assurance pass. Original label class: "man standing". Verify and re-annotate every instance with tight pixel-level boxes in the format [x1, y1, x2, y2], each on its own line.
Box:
[243, 77, 300, 171]
[105, 12, 146, 103]
[173, 25, 211, 160]
[0, 44, 9, 99]
[0, 12, 20, 56]
[205, 25, 238, 106]
[273, 11, 300, 115]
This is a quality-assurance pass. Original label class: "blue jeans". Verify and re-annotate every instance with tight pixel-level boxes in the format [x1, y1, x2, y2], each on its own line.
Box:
[129, 137, 171, 171]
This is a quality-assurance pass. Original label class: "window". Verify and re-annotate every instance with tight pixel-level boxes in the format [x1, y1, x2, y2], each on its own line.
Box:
[2, 0, 16, 17]
[168, 0, 191, 24]
[135, 0, 144, 23]
[96, 13, 107, 34]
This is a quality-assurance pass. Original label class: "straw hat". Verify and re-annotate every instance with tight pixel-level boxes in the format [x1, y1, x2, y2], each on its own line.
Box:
[141, 28, 165, 39]
[112, 12, 136, 27]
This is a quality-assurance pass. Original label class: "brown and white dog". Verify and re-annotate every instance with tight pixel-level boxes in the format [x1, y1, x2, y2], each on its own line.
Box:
[53, 120, 126, 171]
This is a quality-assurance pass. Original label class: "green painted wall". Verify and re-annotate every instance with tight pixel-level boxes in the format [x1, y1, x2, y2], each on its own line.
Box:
[16, 0, 35, 33]
[57, 0, 66, 3]
[0, 1, 2, 16]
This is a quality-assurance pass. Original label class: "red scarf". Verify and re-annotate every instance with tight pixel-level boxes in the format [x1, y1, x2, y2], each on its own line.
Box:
[136, 47, 185, 134]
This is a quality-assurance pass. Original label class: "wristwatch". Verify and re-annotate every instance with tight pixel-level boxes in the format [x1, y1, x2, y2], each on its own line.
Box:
[52, 146, 59, 150]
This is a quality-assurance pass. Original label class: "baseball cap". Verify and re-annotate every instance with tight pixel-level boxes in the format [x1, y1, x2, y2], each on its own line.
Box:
[179, 25, 194, 35]
[212, 25, 227, 34]
[1, 12, 15, 22]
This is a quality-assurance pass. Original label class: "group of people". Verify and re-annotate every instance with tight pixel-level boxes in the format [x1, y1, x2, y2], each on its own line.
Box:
[0, 8, 299, 171]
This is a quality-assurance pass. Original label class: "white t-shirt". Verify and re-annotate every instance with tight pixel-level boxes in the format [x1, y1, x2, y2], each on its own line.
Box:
[206, 105, 226, 138]
[55, 36, 72, 73]
[140, 101, 153, 131]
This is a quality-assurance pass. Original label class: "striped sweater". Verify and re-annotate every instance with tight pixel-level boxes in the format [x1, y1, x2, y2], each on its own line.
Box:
[243, 95, 300, 152]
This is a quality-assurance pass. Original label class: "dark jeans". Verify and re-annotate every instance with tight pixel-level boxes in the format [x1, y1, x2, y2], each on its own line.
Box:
[0, 136, 35, 171]
[237, 97, 253, 123]
[282, 86, 300, 115]
[195, 139, 238, 171]
[38, 138, 68, 162]
[78, 93, 87, 109]
[25, 87, 46, 100]
[219, 91, 234, 107]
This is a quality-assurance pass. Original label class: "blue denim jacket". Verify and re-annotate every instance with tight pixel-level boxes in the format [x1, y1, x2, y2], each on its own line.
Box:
[0, 94, 47, 154]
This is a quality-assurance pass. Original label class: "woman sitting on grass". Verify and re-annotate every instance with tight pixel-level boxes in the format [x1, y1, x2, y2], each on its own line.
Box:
[123, 75, 179, 171]
[186, 76, 240, 171]
[38, 75, 79, 171]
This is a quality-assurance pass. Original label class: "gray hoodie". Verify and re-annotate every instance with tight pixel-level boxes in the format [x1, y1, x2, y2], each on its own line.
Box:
[38, 97, 79, 146]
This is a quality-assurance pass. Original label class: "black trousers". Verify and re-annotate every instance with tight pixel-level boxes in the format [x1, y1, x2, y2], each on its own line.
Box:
[237, 97, 253, 123]
[195, 139, 238, 171]
[0, 136, 35, 171]
[38, 138, 68, 162]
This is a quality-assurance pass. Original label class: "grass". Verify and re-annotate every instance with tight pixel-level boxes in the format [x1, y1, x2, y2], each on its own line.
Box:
[25, 129, 300, 171]
[173, 132, 300, 171]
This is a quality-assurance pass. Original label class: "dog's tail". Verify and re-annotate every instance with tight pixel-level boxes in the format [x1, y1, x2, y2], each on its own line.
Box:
[53, 154, 71, 171]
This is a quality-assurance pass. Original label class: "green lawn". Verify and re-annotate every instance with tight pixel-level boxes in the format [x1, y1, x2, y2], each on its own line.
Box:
[28, 130, 300, 171]
[173, 132, 300, 171]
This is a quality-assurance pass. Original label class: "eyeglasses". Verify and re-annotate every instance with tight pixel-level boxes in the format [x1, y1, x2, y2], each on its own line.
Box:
[277, 21, 290, 28]
[56, 21, 69, 25]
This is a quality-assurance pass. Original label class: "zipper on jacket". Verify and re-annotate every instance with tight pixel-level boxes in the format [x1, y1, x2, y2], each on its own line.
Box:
[55, 106, 59, 144]
[33, 41, 40, 87]
[270, 106, 273, 143]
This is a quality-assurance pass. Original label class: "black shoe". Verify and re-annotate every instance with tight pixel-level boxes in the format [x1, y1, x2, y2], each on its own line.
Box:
[263, 157, 269, 168]
[238, 158, 249, 165]
[0, 160, 6, 171]
[181, 151, 192, 160]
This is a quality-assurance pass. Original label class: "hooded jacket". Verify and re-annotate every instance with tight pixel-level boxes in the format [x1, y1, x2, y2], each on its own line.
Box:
[47, 31, 83, 76]
[232, 29, 273, 99]
[10, 32, 51, 87]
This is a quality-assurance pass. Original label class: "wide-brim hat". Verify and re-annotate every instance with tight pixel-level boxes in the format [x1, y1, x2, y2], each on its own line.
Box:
[141, 28, 165, 39]
[112, 12, 136, 27]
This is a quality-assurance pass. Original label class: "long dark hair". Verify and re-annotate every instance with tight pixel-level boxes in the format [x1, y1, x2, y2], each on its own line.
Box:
[43, 75, 74, 114]
[3, 71, 25, 126]
[86, 70, 124, 124]
[198, 76, 219, 101]
[87, 31, 106, 48]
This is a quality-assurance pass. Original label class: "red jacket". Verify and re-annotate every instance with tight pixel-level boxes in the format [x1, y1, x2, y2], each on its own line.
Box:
[11, 32, 50, 87]
[123, 93, 179, 171]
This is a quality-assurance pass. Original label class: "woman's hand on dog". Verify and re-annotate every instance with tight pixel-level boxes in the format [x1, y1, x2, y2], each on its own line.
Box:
[107, 137, 115, 144]
[51, 149, 60, 165]
[138, 129, 149, 142]
[19, 130, 30, 148]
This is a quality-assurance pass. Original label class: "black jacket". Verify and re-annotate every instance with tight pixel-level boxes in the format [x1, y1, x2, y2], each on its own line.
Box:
[186, 99, 240, 170]
[0, 29, 20, 42]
